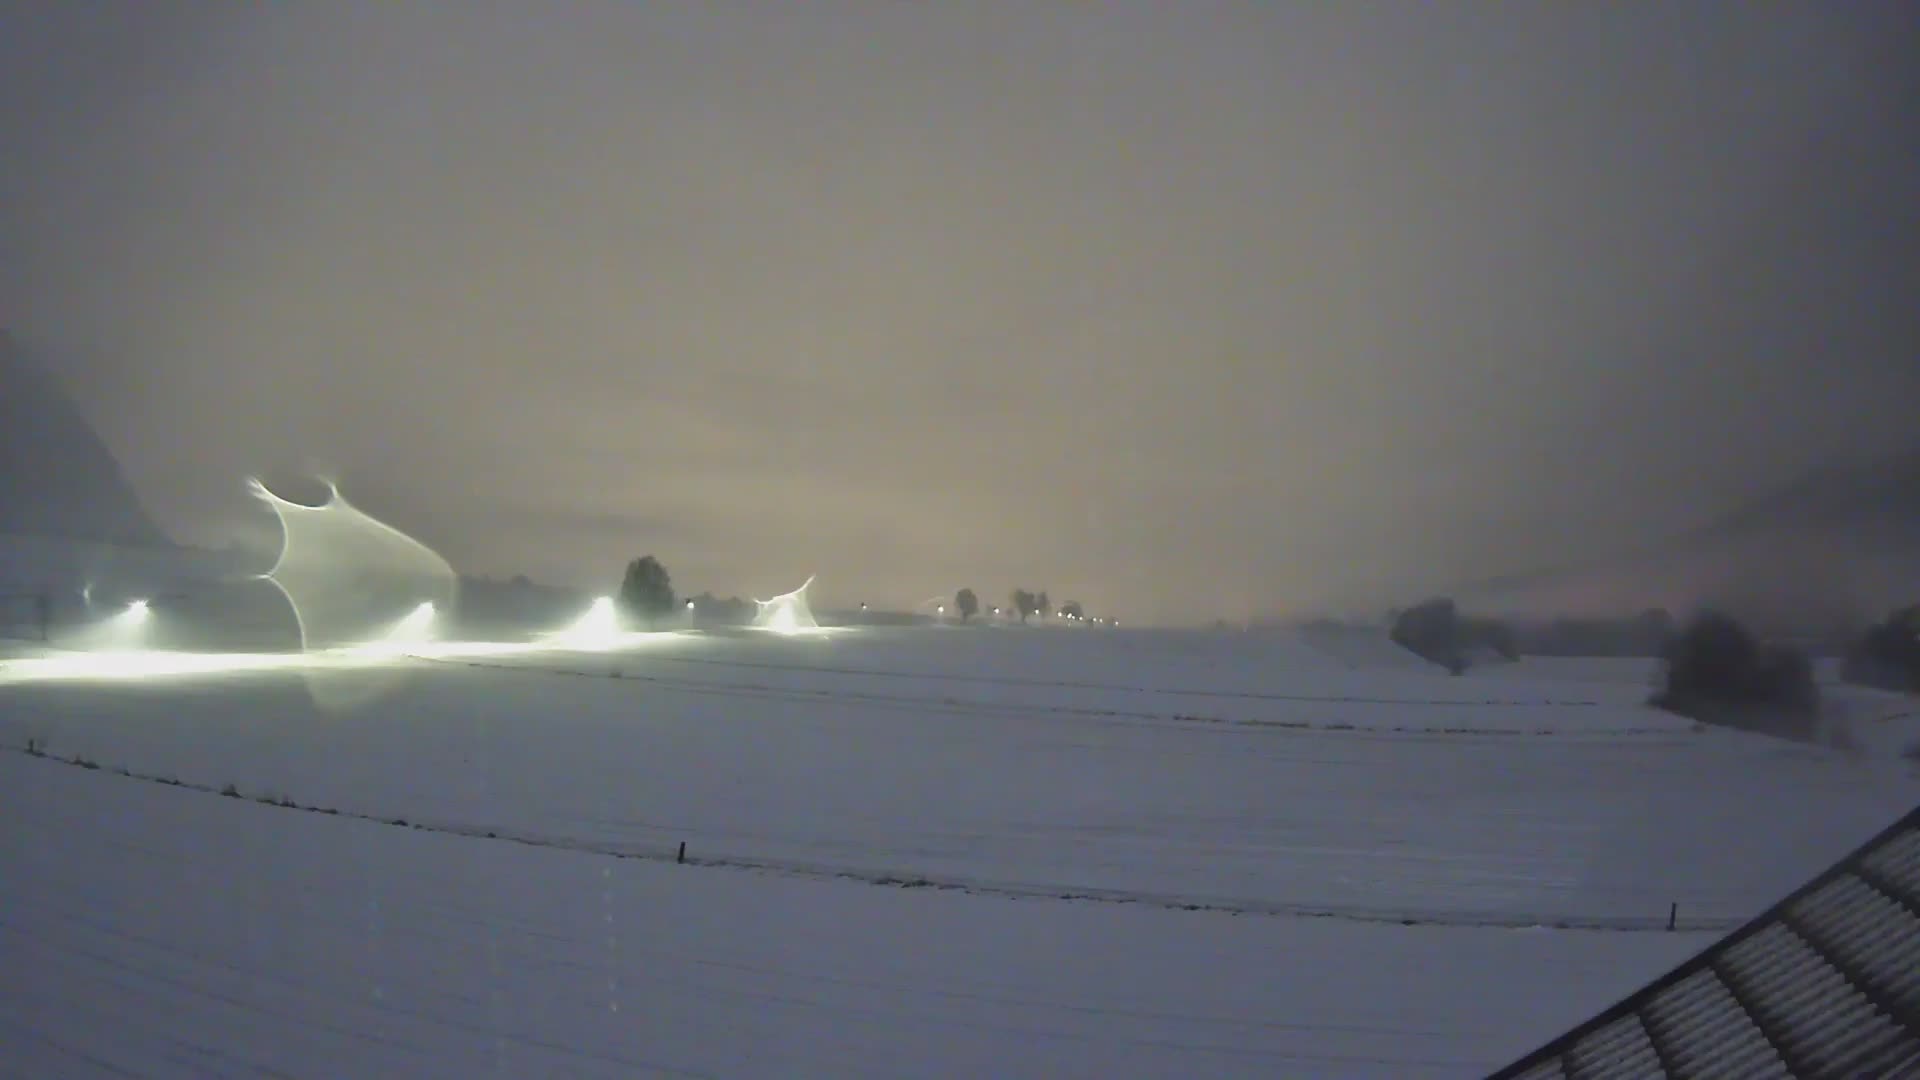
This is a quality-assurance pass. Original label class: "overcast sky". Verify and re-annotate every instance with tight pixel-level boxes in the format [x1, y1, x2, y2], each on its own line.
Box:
[3, 2, 1916, 623]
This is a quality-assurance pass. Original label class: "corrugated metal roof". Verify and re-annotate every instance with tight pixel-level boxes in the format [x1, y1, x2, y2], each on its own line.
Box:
[1490, 805, 1920, 1079]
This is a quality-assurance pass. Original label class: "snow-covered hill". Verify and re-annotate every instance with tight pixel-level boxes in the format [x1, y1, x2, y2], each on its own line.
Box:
[1462, 447, 1920, 632]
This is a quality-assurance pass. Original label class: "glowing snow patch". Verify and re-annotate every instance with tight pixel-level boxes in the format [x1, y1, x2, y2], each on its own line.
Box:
[0, 650, 323, 684]
[752, 576, 820, 635]
[0, 630, 711, 687]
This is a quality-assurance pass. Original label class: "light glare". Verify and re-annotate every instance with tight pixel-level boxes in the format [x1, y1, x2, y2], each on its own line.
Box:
[753, 576, 821, 635]
[555, 597, 621, 649]
[351, 601, 437, 656]
[0, 628, 709, 687]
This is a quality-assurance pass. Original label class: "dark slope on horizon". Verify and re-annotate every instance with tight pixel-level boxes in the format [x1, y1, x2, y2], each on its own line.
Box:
[0, 329, 170, 548]
[1463, 447, 1920, 630]
[1702, 449, 1920, 541]
[1458, 93, 1920, 629]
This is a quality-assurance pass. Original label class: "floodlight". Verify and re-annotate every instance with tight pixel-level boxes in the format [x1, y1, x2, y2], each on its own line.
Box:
[557, 596, 621, 649]
[125, 599, 151, 620]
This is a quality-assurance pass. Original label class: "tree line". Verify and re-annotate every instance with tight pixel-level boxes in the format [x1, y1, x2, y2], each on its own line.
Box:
[615, 556, 1099, 629]
[1385, 591, 1919, 746]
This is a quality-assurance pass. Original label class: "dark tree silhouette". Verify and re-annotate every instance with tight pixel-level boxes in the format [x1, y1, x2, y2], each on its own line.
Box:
[618, 556, 676, 624]
[686, 591, 753, 624]
[1010, 588, 1038, 623]
[1391, 597, 1466, 673]
[1653, 611, 1820, 741]
[955, 588, 979, 622]
[1842, 604, 1920, 692]
[1037, 591, 1051, 620]
[1060, 600, 1085, 621]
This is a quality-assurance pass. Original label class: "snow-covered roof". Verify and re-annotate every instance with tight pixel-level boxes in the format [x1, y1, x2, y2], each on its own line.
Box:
[1492, 804, 1920, 1079]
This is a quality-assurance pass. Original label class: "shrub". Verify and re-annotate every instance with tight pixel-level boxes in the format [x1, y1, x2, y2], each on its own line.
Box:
[1841, 604, 1920, 693]
[1391, 597, 1467, 673]
[1657, 612, 1759, 706]
[1653, 611, 1820, 740]
[617, 556, 676, 624]
[1010, 589, 1038, 623]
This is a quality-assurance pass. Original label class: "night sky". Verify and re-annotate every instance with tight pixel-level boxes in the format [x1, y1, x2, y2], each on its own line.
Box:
[3, 3, 1916, 622]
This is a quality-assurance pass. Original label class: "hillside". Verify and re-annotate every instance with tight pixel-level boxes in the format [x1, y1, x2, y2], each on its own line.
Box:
[1464, 449, 1920, 632]
[0, 330, 169, 548]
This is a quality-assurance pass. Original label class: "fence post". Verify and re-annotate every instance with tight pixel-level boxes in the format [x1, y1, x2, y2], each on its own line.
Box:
[677, 841, 686, 864]
[1668, 902, 1677, 931]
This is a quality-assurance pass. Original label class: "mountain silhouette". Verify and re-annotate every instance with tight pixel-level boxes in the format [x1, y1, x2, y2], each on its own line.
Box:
[1, 329, 170, 547]
[1467, 450, 1920, 632]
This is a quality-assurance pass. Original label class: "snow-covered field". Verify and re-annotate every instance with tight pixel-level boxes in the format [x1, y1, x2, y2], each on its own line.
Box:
[4, 623, 1916, 1076]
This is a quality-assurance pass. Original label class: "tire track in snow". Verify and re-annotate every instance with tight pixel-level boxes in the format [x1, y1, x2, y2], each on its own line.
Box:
[5, 745, 1739, 935]
[610, 650, 1612, 708]
[417, 655, 1687, 741]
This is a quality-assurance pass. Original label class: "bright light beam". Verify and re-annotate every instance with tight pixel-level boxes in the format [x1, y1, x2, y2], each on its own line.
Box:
[753, 576, 822, 636]
[346, 601, 437, 658]
[248, 477, 458, 651]
[552, 596, 621, 650]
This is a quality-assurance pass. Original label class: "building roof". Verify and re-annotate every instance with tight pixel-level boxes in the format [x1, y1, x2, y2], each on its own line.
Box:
[1490, 804, 1920, 1079]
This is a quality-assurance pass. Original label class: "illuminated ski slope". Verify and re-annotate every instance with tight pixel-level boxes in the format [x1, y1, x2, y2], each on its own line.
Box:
[3, 625, 1915, 1076]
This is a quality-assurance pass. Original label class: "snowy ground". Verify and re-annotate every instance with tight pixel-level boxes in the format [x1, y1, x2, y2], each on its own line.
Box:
[4, 624, 1916, 1076]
